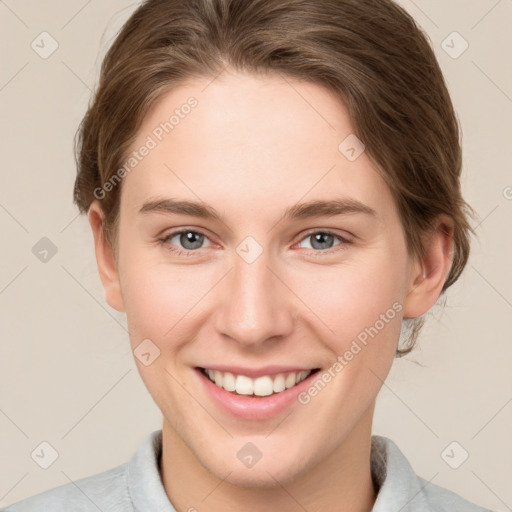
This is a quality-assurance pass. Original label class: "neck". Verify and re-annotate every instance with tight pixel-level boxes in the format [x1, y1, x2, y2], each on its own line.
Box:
[160, 405, 377, 512]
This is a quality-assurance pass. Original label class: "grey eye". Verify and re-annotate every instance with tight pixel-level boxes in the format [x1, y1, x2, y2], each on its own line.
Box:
[169, 231, 206, 250]
[300, 232, 339, 251]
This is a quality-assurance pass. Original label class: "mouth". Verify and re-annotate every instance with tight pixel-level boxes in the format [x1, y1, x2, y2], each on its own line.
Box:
[197, 367, 321, 397]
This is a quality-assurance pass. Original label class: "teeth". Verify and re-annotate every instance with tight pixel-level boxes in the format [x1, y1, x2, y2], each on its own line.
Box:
[273, 374, 286, 392]
[222, 372, 236, 392]
[203, 368, 313, 396]
[285, 373, 296, 389]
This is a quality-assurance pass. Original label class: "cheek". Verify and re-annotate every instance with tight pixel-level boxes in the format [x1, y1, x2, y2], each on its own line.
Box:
[289, 253, 407, 401]
[291, 252, 406, 341]
[118, 247, 208, 344]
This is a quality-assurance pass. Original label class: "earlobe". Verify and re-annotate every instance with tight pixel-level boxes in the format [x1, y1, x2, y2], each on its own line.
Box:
[402, 216, 454, 319]
[88, 201, 125, 312]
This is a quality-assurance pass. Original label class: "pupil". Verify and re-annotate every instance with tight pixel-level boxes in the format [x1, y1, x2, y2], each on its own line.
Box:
[312, 233, 333, 250]
[181, 232, 203, 249]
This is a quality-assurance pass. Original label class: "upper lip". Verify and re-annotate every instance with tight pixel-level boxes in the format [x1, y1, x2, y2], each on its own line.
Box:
[197, 365, 320, 379]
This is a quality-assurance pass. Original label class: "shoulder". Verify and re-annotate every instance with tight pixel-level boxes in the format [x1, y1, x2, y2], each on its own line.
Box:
[417, 476, 493, 512]
[4, 464, 132, 512]
[2, 430, 168, 512]
[371, 435, 494, 512]
[2, 463, 132, 512]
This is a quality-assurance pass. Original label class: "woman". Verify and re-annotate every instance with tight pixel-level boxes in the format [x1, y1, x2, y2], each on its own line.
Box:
[4, 0, 493, 510]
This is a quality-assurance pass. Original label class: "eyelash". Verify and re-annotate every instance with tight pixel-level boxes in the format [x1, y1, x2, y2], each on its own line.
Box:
[158, 228, 352, 257]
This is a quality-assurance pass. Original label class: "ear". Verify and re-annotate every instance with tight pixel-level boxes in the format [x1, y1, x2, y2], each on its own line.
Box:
[402, 215, 454, 319]
[88, 200, 125, 312]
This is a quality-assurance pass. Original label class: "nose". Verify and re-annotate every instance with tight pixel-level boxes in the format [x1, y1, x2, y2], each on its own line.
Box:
[214, 250, 295, 349]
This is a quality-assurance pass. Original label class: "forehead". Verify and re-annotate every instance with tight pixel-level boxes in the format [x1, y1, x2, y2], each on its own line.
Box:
[121, 71, 393, 220]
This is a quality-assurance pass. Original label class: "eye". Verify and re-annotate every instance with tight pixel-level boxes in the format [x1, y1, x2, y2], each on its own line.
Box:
[159, 229, 212, 255]
[296, 230, 351, 253]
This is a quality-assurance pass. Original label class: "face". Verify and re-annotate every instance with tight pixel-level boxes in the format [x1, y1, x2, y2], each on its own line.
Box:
[93, 70, 425, 487]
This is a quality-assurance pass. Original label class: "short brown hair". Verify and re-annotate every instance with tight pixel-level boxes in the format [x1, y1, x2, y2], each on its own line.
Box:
[73, 0, 476, 355]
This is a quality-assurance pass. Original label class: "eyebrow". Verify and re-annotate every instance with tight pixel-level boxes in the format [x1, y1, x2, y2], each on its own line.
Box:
[138, 197, 377, 221]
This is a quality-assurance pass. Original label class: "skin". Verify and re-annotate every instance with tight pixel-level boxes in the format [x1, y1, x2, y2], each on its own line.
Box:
[88, 69, 454, 512]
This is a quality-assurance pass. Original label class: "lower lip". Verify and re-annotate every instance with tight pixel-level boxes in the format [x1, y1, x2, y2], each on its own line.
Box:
[194, 367, 320, 420]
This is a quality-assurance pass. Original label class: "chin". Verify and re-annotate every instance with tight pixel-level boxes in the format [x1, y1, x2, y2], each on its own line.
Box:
[202, 444, 313, 489]
[217, 465, 298, 489]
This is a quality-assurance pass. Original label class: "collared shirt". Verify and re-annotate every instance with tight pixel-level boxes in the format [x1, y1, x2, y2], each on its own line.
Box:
[3, 430, 493, 511]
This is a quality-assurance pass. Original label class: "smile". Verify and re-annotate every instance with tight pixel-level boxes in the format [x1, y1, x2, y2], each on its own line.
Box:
[199, 367, 320, 397]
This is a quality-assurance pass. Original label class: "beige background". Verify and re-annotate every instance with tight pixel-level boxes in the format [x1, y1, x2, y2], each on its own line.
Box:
[0, 0, 511, 510]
